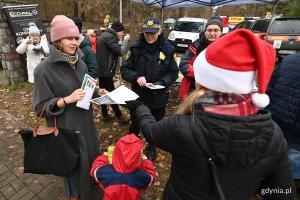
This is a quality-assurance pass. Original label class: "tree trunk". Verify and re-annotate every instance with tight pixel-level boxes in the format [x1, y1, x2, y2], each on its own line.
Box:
[130, 0, 139, 41]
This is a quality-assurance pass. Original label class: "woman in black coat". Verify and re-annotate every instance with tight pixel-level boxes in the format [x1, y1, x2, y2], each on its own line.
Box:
[126, 29, 295, 200]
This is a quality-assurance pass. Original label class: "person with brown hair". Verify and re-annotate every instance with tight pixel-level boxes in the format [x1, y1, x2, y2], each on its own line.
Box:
[125, 29, 295, 200]
[33, 15, 107, 200]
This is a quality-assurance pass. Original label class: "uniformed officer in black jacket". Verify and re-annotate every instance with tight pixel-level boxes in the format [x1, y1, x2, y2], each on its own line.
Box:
[121, 17, 179, 161]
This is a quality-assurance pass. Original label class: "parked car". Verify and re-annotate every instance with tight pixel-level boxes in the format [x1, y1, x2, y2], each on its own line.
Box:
[163, 18, 176, 40]
[164, 18, 176, 30]
[233, 18, 270, 40]
[167, 17, 207, 52]
[265, 17, 300, 60]
[232, 19, 254, 30]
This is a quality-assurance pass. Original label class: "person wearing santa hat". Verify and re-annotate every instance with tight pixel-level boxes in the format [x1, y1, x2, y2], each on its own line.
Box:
[125, 29, 295, 200]
[178, 16, 223, 101]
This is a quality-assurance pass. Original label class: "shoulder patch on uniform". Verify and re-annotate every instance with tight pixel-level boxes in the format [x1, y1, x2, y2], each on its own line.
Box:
[159, 52, 166, 60]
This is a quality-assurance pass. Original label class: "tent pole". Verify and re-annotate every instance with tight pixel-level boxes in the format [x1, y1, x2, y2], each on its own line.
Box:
[120, 0, 122, 23]
[272, 1, 278, 16]
[119, 0, 123, 85]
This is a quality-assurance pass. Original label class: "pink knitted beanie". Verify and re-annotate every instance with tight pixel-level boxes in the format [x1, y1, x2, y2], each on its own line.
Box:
[50, 15, 80, 43]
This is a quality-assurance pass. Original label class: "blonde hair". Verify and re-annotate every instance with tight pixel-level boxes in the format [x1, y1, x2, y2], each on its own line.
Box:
[103, 15, 110, 25]
[87, 29, 95, 36]
[176, 88, 206, 115]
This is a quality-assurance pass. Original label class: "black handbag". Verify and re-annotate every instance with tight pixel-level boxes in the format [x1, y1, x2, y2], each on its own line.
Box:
[18, 105, 80, 177]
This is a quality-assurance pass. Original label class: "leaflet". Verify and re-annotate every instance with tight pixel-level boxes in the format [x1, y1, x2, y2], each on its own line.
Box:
[145, 83, 165, 90]
[76, 74, 97, 110]
[90, 85, 139, 105]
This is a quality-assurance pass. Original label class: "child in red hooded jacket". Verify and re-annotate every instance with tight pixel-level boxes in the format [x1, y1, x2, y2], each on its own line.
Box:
[90, 134, 157, 200]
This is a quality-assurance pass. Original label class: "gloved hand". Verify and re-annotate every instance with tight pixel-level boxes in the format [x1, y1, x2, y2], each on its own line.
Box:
[124, 100, 143, 111]
[153, 81, 164, 86]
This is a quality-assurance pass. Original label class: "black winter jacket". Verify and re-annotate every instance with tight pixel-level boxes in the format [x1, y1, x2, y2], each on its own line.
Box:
[266, 52, 300, 144]
[121, 35, 179, 109]
[135, 104, 295, 200]
[96, 28, 129, 77]
[179, 31, 210, 77]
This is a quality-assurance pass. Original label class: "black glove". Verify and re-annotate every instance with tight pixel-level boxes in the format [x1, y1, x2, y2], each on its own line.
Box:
[153, 81, 164, 86]
[124, 100, 143, 111]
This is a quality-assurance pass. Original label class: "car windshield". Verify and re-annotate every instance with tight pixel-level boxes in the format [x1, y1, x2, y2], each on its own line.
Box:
[269, 19, 300, 34]
[174, 21, 204, 33]
[251, 19, 270, 32]
[234, 20, 253, 30]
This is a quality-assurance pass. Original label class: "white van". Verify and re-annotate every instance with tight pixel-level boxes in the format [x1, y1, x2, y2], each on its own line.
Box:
[167, 17, 207, 52]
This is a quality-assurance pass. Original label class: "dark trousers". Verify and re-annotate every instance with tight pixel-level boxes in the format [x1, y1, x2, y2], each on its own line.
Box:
[129, 106, 166, 137]
[98, 77, 122, 118]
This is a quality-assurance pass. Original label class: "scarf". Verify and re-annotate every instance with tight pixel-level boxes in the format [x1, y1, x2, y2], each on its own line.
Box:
[196, 32, 211, 55]
[141, 39, 159, 54]
[56, 49, 78, 66]
[140, 34, 165, 54]
[194, 92, 258, 116]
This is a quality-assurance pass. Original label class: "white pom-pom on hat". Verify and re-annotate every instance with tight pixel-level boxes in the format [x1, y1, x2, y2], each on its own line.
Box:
[251, 93, 270, 108]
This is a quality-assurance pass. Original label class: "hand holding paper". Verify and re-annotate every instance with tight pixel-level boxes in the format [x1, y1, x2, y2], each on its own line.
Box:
[76, 74, 97, 110]
[145, 83, 165, 90]
[98, 88, 109, 96]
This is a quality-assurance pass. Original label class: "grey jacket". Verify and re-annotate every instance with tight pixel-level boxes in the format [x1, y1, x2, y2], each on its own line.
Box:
[33, 45, 100, 200]
[96, 28, 129, 77]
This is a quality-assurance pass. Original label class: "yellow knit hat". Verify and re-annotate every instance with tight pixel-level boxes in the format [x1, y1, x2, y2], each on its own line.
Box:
[103, 15, 110, 24]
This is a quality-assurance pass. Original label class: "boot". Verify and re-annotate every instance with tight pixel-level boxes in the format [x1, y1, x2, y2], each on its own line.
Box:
[102, 115, 113, 122]
[117, 115, 130, 124]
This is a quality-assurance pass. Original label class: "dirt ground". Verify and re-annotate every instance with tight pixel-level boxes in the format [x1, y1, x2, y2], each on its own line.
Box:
[0, 82, 181, 200]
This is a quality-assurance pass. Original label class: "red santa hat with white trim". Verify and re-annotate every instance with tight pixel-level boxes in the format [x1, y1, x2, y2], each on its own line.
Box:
[193, 29, 276, 108]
